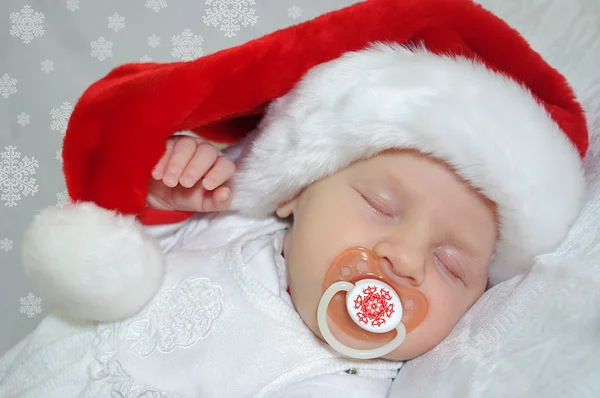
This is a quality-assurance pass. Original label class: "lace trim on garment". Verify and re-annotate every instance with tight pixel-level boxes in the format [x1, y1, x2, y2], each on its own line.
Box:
[124, 277, 224, 358]
[87, 324, 188, 398]
[86, 275, 226, 397]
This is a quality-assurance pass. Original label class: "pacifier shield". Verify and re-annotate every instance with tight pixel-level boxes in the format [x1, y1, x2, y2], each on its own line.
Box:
[323, 247, 428, 337]
[346, 279, 402, 334]
[317, 247, 429, 359]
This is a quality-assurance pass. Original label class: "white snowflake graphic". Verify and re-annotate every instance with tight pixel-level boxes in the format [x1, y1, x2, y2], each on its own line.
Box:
[140, 55, 153, 62]
[108, 13, 125, 32]
[10, 5, 45, 44]
[17, 112, 30, 126]
[91, 37, 113, 61]
[0, 145, 39, 207]
[146, 0, 168, 13]
[171, 29, 204, 61]
[19, 293, 42, 318]
[56, 148, 63, 163]
[41, 59, 54, 73]
[56, 189, 71, 208]
[203, 0, 258, 38]
[66, 0, 80, 12]
[288, 5, 301, 19]
[0, 238, 13, 252]
[50, 102, 74, 136]
[147, 34, 160, 48]
[1, 74, 18, 99]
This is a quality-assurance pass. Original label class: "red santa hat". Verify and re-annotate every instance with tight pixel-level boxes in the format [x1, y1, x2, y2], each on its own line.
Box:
[22, 0, 589, 322]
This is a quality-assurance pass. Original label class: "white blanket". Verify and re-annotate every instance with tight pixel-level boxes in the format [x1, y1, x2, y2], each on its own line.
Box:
[390, 0, 600, 396]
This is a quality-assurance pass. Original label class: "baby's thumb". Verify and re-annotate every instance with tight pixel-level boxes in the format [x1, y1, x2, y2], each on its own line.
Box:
[197, 186, 232, 212]
[164, 184, 232, 213]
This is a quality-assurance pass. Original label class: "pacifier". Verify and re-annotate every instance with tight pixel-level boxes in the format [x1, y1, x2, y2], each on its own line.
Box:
[317, 247, 428, 359]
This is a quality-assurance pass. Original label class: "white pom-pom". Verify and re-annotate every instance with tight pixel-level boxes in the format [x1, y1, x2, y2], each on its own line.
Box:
[21, 202, 164, 322]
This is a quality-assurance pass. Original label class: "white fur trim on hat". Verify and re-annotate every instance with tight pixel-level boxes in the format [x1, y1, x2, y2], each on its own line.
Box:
[21, 202, 164, 321]
[230, 43, 587, 285]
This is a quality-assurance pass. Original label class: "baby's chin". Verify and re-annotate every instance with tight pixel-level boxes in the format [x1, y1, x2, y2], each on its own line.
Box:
[311, 317, 429, 361]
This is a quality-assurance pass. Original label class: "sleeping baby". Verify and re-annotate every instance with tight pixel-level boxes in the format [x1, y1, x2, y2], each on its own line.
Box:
[0, 0, 589, 396]
[146, 133, 497, 365]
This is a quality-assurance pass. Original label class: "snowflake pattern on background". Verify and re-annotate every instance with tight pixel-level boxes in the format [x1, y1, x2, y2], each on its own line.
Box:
[288, 5, 301, 19]
[17, 112, 30, 126]
[1, 74, 18, 99]
[140, 55, 153, 62]
[66, 0, 80, 12]
[0, 238, 13, 252]
[9, 5, 45, 44]
[91, 37, 113, 61]
[41, 59, 54, 73]
[55, 148, 63, 163]
[50, 102, 74, 136]
[171, 29, 204, 61]
[19, 293, 42, 318]
[353, 285, 396, 328]
[146, 0, 168, 13]
[147, 34, 161, 48]
[0, 145, 39, 207]
[203, 0, 258, 38]
[56, 190, 71, 208]
[108, 13, 125, 32]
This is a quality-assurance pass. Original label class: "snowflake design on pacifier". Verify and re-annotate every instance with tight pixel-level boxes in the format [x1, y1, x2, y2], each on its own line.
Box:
[346, 279, 402, 334]
[353, 285, 395, 328]
[318, 277, 406, 359]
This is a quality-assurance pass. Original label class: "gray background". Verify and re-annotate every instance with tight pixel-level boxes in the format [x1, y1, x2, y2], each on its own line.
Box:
[0, 0, 361, 356]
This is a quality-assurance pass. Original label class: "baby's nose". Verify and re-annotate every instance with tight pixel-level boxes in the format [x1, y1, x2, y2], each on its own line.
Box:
[374, 242, 426, 286]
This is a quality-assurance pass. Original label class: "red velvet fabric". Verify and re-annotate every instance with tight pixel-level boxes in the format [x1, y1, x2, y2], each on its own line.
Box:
[61, 0, 588, 225]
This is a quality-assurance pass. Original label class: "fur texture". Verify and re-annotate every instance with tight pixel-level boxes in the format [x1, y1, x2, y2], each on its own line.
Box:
[49, 0, 589, 292]
[61, 0, 587, 221]
[230, 44, 588, 284]
[21, 202, 164, 321]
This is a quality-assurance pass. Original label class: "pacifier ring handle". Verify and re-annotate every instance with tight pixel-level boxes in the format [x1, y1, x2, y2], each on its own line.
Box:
[317, 281, 406, 360]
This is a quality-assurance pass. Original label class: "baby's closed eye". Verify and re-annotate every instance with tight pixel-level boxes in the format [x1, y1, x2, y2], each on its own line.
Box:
[355, 187, 399, 218]
[433, 247, 466, 284]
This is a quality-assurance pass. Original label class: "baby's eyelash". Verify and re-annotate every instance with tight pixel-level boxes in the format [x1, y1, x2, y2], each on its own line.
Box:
[360, 193, 394, 217]
[434, 252, 466, 285]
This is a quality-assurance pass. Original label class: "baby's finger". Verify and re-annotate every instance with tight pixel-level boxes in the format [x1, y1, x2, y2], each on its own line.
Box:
[179, 142, 220, 188]
[163, 137, 199, 187]
[152, 139, 175, 180]
[202, 156, 236, 191]
[199, 186, 232, 212]
[212, 186, 232, 210]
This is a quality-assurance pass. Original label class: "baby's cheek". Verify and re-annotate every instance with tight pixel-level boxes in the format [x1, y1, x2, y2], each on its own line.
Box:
[397, 288, 467, 357]
[286, 259, 323, 318]
[384, 314, 458, 360]
[290, 285, 322, 337]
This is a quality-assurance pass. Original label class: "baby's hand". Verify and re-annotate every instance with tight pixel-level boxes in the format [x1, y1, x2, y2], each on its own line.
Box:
[146, 136, 235, 212]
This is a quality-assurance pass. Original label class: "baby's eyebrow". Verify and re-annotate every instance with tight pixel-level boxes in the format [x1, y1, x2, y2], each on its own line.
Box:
[451, 235, 479, 260]
[449, 223, 495, 274]
[434, 209, 489, 259]
[380, 169, 415, 202]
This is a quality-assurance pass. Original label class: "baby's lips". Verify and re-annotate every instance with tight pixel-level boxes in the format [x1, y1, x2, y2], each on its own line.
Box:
[323, 247, 428, 339]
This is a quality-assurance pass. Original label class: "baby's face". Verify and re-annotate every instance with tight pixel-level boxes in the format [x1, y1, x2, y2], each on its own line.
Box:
[277, 150, 498, 360]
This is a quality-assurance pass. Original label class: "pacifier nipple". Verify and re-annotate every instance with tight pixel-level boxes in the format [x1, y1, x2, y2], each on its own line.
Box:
[316, 247, 429, 360]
